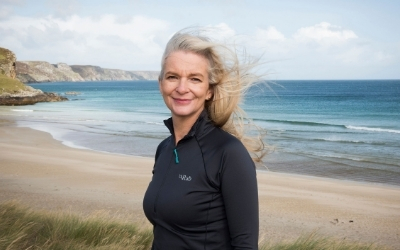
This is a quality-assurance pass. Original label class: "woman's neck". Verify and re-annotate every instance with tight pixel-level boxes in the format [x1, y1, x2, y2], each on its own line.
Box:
[172, 109, 203, 145]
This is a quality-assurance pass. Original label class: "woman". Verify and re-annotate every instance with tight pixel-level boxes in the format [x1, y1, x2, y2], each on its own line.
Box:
[143, 29, 265, 250]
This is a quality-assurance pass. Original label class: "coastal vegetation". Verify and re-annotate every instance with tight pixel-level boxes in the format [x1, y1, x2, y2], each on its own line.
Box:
[0, 201, 386, 250]
[0, 201, 153, 250]
[0, 74, 29, 95]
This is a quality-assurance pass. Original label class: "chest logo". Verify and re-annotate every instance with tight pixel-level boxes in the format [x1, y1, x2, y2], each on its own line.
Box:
[179, 174, 192, 181]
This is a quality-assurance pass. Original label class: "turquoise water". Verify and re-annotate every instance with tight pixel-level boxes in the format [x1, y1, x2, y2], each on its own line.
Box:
[1, 80, 399, 185]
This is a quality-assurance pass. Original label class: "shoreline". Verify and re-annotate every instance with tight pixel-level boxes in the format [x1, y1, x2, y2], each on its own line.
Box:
[1, 116, 400, 248]
[7, 111, 400, 187]
[8, 113, 399, 189]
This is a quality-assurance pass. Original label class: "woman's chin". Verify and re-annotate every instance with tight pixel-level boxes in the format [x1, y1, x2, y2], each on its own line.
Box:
[170, 108, 203, 119]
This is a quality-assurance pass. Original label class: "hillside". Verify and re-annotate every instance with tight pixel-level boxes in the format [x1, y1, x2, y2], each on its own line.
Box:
[16, 61, 159, 83]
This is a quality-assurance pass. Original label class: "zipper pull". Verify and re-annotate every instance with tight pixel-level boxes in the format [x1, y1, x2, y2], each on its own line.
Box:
[173, 148, 179, 164]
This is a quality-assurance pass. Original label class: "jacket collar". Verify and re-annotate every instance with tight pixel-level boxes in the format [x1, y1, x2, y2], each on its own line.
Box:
[163, 109, 215, 141]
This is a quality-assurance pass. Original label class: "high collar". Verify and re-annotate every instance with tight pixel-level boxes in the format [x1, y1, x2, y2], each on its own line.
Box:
[163, 109, 215, 141]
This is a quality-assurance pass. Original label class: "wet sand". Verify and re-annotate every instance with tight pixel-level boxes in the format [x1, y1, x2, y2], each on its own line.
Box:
[1, 117, 399, 248]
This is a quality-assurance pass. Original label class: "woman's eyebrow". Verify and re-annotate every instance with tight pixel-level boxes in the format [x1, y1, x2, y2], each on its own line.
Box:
[188, 72, 205, 78]
[164, 71, 205, 78]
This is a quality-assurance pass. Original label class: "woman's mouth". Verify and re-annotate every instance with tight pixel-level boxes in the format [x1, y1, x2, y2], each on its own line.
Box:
[173, 98, 191, 104]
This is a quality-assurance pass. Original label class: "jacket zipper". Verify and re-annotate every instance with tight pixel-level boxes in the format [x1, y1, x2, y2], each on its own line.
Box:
[173, 148, 179, 164]
[153, 135, 188, 213]
[153, 147, 178, 213]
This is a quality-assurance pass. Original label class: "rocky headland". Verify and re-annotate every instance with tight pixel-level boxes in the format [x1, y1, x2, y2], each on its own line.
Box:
[1, 46, 160, 105]
[16, 61, 159, 83]
[0, 47, 67, 105]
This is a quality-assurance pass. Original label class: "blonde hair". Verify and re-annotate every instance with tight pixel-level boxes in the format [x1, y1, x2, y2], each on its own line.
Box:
[160, 28, 267, 161]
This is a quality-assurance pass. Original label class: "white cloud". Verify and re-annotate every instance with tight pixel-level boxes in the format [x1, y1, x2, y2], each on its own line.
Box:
[293, 22, 357, 48]
[0, 0, 24, 19]
[247, 26, 289, 56]
[0, 0, 25, 4]
[335, 42, 395, 65]
[255, 26, 285, 41]
[239, 22, 399, 79]
[0, 10, 398, 79]
[46, 0, 78, 18]
[204, 23, 236, 42]
[0, 6, 12, 19]
[0, 14, 170, 70]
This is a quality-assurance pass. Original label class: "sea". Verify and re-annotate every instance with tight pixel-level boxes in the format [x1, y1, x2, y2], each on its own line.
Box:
[1, 80, 399, 186]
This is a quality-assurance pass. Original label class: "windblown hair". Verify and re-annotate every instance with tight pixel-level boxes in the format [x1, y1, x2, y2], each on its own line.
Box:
[159, 28, 268, 161]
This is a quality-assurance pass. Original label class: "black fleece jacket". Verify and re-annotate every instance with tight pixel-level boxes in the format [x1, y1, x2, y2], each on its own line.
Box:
[143, 111, 259, 250]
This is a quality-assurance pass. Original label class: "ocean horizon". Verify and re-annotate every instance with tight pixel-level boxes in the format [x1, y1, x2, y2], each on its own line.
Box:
[1, 79, 399, 186]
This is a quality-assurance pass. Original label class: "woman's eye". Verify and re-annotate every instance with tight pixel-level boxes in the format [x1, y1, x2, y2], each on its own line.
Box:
[191, 78, 201, 82]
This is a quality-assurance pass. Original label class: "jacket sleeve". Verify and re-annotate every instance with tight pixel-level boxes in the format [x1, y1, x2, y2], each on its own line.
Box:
[220, 141, 259, 249]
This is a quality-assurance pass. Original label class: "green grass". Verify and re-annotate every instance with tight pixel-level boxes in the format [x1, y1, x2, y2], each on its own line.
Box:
[0, 201, 387, 250]
[0, 201, 153, 250]
[0, 74, 29, 95]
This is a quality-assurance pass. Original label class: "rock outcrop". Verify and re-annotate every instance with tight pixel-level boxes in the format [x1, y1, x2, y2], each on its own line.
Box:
[0, 47, 68, 105]
[16, 61, 84, 83]
[0, 89, 68, 106]
[0, 47, 17, 79]
[16, 62, 159, 83]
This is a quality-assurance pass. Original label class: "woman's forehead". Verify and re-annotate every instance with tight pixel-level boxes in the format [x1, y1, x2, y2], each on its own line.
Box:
[164, 51, 209, 72]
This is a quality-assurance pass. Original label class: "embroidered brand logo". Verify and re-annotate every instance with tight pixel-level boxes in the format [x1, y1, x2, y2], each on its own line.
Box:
[179, 174, 192, 181]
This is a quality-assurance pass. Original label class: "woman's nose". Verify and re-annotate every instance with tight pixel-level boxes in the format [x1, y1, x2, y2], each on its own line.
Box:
[175, 79, 189, 94]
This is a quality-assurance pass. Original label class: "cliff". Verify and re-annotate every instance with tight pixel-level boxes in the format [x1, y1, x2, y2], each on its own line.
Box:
[16, 62, 159, 83]
[16, 61, 84, 83]
[0, 47, 17, 78]
[0, 48, 67, 105]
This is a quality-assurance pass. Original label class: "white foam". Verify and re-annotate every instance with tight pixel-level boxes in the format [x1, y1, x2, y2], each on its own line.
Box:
[145, 121, 164, 125]
[12, 109, 33, 112]
[346, 125, 400, 134]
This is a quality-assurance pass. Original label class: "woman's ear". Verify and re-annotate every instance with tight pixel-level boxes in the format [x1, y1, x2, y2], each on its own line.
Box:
[158, 79, 163, 94]
[207, 86, 214, 100]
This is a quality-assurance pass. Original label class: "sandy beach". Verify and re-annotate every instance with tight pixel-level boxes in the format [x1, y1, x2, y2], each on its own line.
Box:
[1, 116, 399, 249]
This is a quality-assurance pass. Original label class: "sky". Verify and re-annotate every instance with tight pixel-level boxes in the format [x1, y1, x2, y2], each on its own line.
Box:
[0, 0, 399, 80]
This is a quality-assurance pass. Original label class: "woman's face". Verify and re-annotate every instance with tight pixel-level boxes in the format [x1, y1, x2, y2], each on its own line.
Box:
[159, 50, 213, 121]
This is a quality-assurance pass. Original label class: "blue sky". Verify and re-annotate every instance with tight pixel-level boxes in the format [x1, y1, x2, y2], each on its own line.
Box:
[1, 0, 399, 79]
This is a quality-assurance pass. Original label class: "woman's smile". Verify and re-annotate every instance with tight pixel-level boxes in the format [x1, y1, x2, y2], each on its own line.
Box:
[173, 97, 192, 104]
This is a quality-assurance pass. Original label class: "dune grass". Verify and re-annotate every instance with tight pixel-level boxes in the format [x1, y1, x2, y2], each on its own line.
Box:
[0, 201, 153, 250]
[0, 201, 386, 250]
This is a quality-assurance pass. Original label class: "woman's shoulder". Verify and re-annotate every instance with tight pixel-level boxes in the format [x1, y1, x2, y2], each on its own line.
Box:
[200, 127, 251, 162]
[209, 127, 245, 148]
[203, 127, 255, 186]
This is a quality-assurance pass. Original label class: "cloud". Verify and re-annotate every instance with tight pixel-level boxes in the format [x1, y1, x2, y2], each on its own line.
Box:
[238, 22, 399, 79]
[46, 0, 79, 19]
[0, 0, 24, 19]
[0, 14, 170, 70]
[293, 22, 357, 48]
[0, 6, 12, 19]
[204, 23, 236, 42]
[0, 0, 25, 4]
[0, 12, 398, 79]
[244, 26, 291, 59]
[335, 42, 396, 65]
[255, 26, 285, 41]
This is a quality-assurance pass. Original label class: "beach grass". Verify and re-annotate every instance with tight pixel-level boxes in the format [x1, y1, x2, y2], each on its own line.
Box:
[0, 201, 386, 250]
[0, 201, 153, 250]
